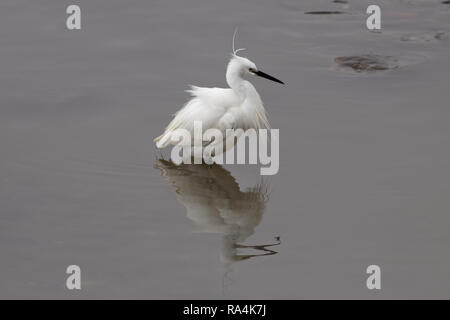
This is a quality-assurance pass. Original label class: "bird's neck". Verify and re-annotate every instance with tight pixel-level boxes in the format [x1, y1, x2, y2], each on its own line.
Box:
[226, 70, 259, 101]
[226, 71, 269, 130]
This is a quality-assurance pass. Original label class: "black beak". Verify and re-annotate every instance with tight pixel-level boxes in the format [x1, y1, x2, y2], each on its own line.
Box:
[253, 70, 284, 85]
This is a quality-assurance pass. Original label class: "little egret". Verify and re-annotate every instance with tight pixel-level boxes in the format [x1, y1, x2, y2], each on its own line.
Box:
[154, 31, 284, 153]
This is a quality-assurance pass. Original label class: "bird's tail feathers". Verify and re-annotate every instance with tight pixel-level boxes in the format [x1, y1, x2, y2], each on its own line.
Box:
[153, 132, 172, 149]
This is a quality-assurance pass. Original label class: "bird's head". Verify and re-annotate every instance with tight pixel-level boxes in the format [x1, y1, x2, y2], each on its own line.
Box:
[228, 54, 284, 85]
[227, 28, 284, 85]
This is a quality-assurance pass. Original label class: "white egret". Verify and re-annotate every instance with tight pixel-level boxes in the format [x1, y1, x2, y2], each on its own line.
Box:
[153, 30, 284, 152]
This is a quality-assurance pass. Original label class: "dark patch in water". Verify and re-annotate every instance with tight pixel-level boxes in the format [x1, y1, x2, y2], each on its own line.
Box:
[435, 31, 445, 40]
[333, 0, 348, 3]
[334, 55, 399, 72]
[305, 11, 344, 15]
[400, 31, 445, 42]
[442, 1, 450, 4]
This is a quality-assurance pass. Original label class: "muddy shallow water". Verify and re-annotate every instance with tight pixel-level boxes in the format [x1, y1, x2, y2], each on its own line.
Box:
[1, 0, 450, 298]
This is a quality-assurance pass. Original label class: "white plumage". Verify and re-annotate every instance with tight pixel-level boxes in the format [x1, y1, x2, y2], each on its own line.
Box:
[154, 41, 284, 150]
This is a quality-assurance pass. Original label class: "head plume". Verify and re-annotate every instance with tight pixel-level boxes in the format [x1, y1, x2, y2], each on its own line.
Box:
[232, 27, 246, 56]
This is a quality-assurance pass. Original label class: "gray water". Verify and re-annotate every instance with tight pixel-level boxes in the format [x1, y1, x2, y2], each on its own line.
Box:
[1, 0, 450, 299]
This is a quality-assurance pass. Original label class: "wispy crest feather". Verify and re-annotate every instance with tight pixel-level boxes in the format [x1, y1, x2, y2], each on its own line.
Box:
[232, 27, 246, 56]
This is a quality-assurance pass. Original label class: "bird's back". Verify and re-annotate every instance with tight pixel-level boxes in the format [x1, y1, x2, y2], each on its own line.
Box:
[186, 86, 241, 111]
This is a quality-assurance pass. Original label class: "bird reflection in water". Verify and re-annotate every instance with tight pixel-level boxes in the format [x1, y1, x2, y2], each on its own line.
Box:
[154, 159, 280, 272]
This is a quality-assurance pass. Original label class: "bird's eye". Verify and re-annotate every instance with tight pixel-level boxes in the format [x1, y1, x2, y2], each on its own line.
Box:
[249, 68, 256, 73]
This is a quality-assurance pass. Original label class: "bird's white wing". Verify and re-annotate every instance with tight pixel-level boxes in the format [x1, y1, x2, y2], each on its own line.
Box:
[154, 86, 240, 148]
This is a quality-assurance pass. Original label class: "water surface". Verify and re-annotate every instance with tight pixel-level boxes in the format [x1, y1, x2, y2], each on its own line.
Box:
[1, 0, 450, 298]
